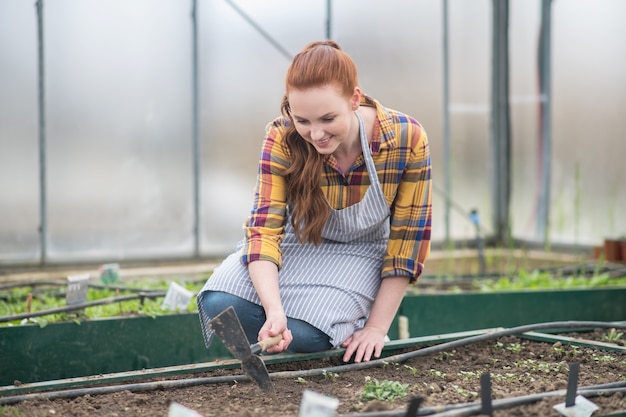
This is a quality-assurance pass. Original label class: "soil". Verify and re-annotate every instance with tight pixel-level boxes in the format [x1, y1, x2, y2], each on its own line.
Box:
[3, 331, 625, 417]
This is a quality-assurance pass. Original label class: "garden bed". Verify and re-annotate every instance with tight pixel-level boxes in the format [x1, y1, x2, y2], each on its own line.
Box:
[2, 330, 625, 416]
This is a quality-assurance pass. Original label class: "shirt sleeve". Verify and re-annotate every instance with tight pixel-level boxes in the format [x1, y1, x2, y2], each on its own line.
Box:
[240, 118, 290, 269]
[382, 121, 432, 283]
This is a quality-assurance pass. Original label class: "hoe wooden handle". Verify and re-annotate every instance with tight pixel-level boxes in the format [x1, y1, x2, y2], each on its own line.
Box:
[251, 334, 283, 355]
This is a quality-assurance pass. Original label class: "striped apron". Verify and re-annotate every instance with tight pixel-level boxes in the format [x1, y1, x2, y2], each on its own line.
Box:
[198, 111, 390, 347]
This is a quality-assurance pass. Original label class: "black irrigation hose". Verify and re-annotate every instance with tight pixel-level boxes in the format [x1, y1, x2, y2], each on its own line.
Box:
[266, 320, 626, 378]
[0, 292, 165, 323]
[0, 374, 251, 405]
[0, 281, 68, 290]
[0, 280, 183, 293]
[1, 320, 625, 406]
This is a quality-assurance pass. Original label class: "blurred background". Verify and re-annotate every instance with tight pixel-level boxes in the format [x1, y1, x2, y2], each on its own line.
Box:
[0, 0, 624, 266]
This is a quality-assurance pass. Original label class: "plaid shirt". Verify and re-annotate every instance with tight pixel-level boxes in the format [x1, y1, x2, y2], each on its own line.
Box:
[242, 94, 432, 282]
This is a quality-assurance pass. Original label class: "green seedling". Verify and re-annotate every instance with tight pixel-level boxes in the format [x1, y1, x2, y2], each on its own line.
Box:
[427, 369, 446, 379]
[602, 328, 624, 343]
[591, 353, 616, 363]
[451, 384, 478, 398]
[296, 377, 307, 384]
[403, 365, 419, 375]
[322, 370, 339, 381]
[361, 376, 409, 402]
[506, 343, 523, 353]
[457, 371, 479, 380]
[435, 351, 454, 361]
[491, 373, 519, 383]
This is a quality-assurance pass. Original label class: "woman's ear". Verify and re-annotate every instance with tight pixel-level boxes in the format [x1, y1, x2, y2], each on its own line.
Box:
[351, 87, 362, 110]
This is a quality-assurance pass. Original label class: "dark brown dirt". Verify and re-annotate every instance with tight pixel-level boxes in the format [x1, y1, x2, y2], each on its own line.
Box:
[3, 332, 626, 417]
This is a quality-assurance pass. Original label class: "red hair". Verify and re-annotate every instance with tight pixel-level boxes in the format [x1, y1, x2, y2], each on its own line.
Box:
[280, 41, 359, 245]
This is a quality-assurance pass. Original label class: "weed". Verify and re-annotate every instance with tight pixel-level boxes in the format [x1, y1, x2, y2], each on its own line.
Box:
[296, 377, 306, 384]
[361, 376, 409, 402]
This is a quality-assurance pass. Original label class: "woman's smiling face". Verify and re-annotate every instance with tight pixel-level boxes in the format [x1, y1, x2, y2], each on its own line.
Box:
[288, 84, 361, 155]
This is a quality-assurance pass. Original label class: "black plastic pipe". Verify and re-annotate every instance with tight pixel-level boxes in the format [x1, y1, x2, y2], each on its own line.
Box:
[0, 291, 165, 323]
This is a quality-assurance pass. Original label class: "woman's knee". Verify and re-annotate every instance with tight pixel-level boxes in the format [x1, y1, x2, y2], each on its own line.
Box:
[199, 291, 236, 317]
[287, 318, 332, 353]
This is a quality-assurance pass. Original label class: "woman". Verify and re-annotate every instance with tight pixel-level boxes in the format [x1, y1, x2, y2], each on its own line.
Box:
[198, 40, 431, 363]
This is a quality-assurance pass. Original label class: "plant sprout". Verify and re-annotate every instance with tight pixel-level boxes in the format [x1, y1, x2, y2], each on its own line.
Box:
[602, 328, 624, 343]
[361, 377, 408, 402]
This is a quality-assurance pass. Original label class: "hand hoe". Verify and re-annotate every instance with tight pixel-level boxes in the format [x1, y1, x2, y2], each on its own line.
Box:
[208, 306, 282, 392]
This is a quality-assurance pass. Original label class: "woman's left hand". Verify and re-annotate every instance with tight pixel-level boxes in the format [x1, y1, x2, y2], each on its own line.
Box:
[340, 326, 386, 363]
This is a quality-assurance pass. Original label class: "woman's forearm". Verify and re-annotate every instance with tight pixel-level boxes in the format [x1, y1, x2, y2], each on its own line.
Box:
[366, 276, 410, 334]
[248, 260, 284, 315]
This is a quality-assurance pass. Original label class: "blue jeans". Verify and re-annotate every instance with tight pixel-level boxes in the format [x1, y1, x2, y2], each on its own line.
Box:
[200, 290, 332, 353]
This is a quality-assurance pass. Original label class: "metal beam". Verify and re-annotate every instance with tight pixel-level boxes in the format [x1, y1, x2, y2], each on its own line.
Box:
[536, 0, 553, 246]
[490, 0, 511, 245]
[36, 0, 47, 264]
[191, 0, 201, 257]
[442, 0, 451, 246]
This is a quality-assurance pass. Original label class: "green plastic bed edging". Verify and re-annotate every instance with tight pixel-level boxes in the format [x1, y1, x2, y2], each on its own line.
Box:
[1, 287, 625, 387]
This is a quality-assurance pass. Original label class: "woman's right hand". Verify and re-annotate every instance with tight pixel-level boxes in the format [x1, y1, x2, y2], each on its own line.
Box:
[258, 309, 292, 353]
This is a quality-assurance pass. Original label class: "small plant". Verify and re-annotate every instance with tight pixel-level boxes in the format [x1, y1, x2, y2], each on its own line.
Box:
[457, 371, 479, 380]
[435, 351, 454, 361]
[322, 370, 339, 381]
[403, 365, 419, 375]
[296, 377, 306, 384]
[451, 384, 478, 398]
[591, 353, 616, 363]
[602, 328, 624, 343]
[427, 369, 446, 379]
[506, 343, 523, 353]
[361, 376, 409, 402]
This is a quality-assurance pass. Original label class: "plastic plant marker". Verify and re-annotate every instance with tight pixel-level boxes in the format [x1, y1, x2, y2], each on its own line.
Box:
[553, 362, 598, 417]
[66, 274, 90, 306]
[566, 362, 580, 407]
[553, 395, 599, 417]
[480, 372, 493, 417]
[161, 283, 194, 311]
[99, 263, 120, 284]
[168, 402, 204, 417]
[298, 390, 339, 417]
[404, 397, 424, 417]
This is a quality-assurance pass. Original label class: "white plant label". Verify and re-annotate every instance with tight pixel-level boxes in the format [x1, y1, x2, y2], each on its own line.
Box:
[553, 395, 599, 417]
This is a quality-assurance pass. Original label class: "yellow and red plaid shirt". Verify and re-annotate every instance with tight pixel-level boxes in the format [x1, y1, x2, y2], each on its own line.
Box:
[242, 94, 432, 283]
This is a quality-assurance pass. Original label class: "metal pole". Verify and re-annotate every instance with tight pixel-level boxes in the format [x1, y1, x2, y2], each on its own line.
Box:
[442, 0, 451, 246]
[490, 0, 511, 246]
[191, 0, 200, 257]
[536, 0, 552, 246]
[325, 0, 332, 40]
[224, 0, 292, 61]
[36, 0, 47, 264]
